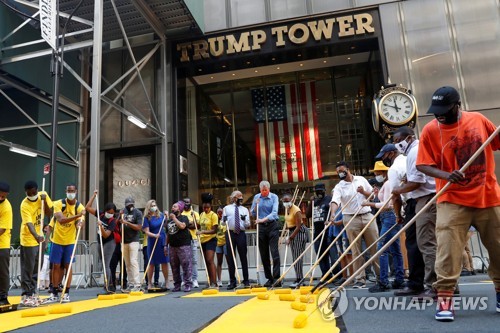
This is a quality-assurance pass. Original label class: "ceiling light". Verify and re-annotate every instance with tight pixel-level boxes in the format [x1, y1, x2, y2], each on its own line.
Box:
[232, 73, 235, 76]
[127, 115, 147, 129]
[272, 57, 276, 61]
[198, 68, 202, 72]
[299, 64, 303, 67]
[254, 70, 258, 73]
[323, 60, 327, 63]
[276, 67, 280, 70]
[222, 65, 226, 68]
[246, 61, 250, 65]
[223, 177, 231, 183]
[210, 76, 214, 79]
[347, 57, 351, 60]
[9, 146, 37, 157]
[297, 54, 302, 57]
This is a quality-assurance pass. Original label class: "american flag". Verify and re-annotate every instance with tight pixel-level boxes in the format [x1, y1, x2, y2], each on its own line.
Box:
[252, 82, 322, 183]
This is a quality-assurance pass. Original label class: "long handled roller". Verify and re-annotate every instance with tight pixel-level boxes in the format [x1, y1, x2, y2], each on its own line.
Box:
[35, 178, 46, 303]
[223, 212, 242, 289]
[96, 194, 111, 295]
[192, 212, 219, 294]
[136, 214, 167, 296]
[58, 223, 82, 307]
[293, 126, 500, 329]
[271, 194, 357, 289]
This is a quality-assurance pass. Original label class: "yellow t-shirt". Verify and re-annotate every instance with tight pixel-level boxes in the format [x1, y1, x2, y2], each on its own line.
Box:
[285, 204, 301, 228]
[0, 198, 13, 249]
[199, 211, 218, 244]
[50, 199, 85, 245]
[20, 191, 53, 247]
[216, 222, 227, 247]
[182, 210, 199, 240]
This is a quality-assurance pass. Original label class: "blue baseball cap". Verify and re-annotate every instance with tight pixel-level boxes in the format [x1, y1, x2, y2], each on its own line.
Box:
[375, 143, 397, 159]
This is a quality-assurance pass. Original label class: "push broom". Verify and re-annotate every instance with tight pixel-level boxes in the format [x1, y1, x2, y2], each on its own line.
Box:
[95, 194, 114, 300]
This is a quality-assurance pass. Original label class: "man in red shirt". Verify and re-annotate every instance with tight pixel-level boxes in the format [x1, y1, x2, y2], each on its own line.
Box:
[416, 86, 500, 322]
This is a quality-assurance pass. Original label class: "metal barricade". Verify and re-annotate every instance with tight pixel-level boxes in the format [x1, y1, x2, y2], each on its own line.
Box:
[469, 231, 489, 273]
[71, 240, 90, 289]
[88, 241, 103, 287]
[9, 246, 21, 290]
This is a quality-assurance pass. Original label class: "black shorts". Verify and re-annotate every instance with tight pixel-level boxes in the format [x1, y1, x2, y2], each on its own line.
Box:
[201, 237, 217, 252]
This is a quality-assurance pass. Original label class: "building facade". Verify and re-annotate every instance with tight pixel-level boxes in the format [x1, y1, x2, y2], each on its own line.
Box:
[0, 0, 499, 242]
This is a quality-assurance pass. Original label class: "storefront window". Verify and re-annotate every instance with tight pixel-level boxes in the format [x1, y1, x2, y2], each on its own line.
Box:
[195, 64, 382, 198]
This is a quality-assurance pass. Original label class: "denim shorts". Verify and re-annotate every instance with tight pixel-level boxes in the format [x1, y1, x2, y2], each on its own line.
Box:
[215, 244, 227, 255]
[49, 243, 75, 265]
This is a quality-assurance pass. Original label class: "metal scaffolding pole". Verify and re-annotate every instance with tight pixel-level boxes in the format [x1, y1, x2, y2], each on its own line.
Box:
[88, 0, 104, 243]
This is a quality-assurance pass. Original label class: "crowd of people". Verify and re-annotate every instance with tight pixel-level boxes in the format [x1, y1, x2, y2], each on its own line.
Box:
[0, 86, 498, 323]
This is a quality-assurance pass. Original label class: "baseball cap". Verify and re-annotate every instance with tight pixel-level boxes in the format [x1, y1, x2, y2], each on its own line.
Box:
[0, 181, 9, 193]
[427, 86, 460, 116]
[371, 161, 389, 172]
[314, 183, 326, 191]
[125, 197, 135, 206]
[375, 143, 397, 159]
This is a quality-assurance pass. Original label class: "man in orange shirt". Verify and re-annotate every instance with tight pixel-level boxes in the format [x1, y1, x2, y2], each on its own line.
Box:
[416, 86, 500, 322]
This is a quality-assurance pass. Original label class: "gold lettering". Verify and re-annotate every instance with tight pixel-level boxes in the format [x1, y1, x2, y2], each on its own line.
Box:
[271, 26, 288, 47]
[354, 13, 374, 34]
[192, 40, 210, 60]
[337, 16, 355, 37]
[226, 32, 251, 54]
[288, 23, 309, 45]
[208, 36, 225, 57]
[177, 42, 192, 62]
[251, 30, 266, 50]
[307, 18, 336, 41]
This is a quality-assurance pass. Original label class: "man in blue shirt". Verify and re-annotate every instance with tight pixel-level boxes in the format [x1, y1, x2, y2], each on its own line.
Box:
[251, 180, 281, 287]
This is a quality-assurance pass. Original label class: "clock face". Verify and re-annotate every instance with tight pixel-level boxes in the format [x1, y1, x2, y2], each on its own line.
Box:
[379, 92, 416, 125]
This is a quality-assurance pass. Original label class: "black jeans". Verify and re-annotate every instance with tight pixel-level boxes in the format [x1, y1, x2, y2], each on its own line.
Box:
[226, 230, 249, 284]
[404, 199, 425, 290]
[258, 222, 281, 280]
[0, 249, 9, 300]
[110, 243, 127, 288]
[20, 245, 40, 296]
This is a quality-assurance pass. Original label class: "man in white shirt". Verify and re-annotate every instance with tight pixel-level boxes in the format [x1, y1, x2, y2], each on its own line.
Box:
[392, 126, 437, 301]
[222, 191, 251, 289]
[329, 161, 379, 288]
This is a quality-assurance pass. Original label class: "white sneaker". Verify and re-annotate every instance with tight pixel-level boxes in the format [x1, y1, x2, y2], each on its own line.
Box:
[21, 295, 39, 307]
[193, 280, 199, 288]
[61, 294, 70, 303]
[41, 293, 59, 304]
[181, 282, 185, 287]
[217, 280, 223, 287]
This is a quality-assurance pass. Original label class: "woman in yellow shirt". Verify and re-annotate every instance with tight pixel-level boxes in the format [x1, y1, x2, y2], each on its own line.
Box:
[282, 192, 308, 288]
[197, 201, 218, 288]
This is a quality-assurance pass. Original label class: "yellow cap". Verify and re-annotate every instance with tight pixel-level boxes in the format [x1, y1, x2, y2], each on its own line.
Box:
[371, 161, 389, 172]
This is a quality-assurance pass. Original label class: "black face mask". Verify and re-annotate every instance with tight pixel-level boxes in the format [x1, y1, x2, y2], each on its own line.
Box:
[236, 198, 243, 206]
[382, 156, 393, 168]
[436, 106, 459, 124]
[338, 171, 347, 181]
[184, 203, 191, 210]
[315, 191, 325, 199]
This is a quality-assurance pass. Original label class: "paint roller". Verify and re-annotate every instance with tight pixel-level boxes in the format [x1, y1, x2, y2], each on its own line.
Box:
[130, 290, 144, 296]
[257, 293, 270, 300]
[274, 288, 292, 294]
[114, 293, 129, 299]
[235, 289, 252, 295]
[279, 294, 296, 302]
[202, 289, 219, 295]
[291, 302, 307, 311]
[97, 294, 114, 300]
[48, 304, 72, 314]
[293, 313, 308, 328]
[21, 308, 48, 317]
[251, 287, 267, 293]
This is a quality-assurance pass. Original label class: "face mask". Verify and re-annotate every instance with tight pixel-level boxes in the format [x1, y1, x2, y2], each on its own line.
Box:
[395, 137, 410, 155]
[184, 203, 191, 210]
[66, 193, 76, 200]
[436, 106, 459, 124]
[283, 202, 292, 209]
[382, 155, 393, 168]
[315, 191, 324, 199]
[260, 189, 270, 197]
[236, 198, 243, 206]
[104, 212, 113, 219]
[27, 194, 38, 201]
[375, 175, 386, 183]
[128, 206, 134, 211]
[150, 206, 157, 213]
[338, 172, 347, 180]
